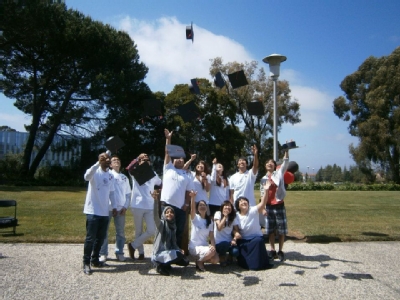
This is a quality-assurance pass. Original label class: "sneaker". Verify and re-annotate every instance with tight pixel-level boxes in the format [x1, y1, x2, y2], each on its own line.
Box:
[91, 261, 107, 268]
[116, 254, 126, 262]
[128, 243, 135, 260]
[138, 253, 145, 260]
[83, 263, 93, 275]
[269, 250, 277, 259]
[99, 255, 107, 262]
[277, 251, 285, 261]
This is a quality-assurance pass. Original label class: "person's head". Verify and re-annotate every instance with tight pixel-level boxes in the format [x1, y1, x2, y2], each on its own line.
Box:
[195, 160, 209, 175]
[138, 153, 150, 165]
[220, 201, 236, 224]
[235, 197, 250, 214]
[265, 159, 277, 173]
[196, 200, 208, 215]
[110, 155, 121, 172]
[237, 157, 248, 171]
[173, 157, 185, 169]
[98, 152, 111, 170]
[162, 206, 175, 222]
[216, 163, 224, 174]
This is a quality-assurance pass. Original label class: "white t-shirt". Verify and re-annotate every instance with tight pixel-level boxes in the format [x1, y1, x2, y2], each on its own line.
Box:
[189, 214, 214, 248]
[229, 170, 258, 206]
[190, 171, 211, 203]
[83, 163, 115, 216]
[109, 170, 131, 211]
[236, 206, 262, 239]
[213, 211, 239, 244]
[208, 165, 229, 206]
[130, 172, 162, 210]
[160, 161, 193, 208]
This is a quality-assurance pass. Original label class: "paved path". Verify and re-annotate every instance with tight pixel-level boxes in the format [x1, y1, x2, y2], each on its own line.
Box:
[1, 241, 399, 299]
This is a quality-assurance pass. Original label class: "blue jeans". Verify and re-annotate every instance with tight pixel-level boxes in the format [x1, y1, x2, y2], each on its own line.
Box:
[83, 214, 109, 264]
[216, 241, 239, 257]
[100, 211, 126, 256]
[161, 203, 186, 249]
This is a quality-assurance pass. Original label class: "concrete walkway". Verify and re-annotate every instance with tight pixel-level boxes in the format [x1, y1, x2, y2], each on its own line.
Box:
[1, 241, 399, 299]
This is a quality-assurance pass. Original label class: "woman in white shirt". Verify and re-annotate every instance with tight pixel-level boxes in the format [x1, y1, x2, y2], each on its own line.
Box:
[188, 191, 219, 271]
[209, 158, 230, 217]
[234, 180, 273, 270]
[214, 201, 240, 266]
[185, 156, 211, 203]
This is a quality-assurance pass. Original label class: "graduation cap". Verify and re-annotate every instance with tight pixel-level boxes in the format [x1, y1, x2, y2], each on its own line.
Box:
[129, 161, 156, 185]
[105, 136, 125, 153]
[228, 70, 248, 89]
[186, 22, 194, 43]
[214, 71, 226, 88]
[177, 100, 201, 123]
[143, 98, 162, 117]
[282, 140, 298, 150]
[166, 144, 186, 158]
[189, 79, 200, 95]
[247, 101, 264, 116]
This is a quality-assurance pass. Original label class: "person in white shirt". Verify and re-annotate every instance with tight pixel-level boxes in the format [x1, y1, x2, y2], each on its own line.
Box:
[213, 201, 240, 266]
[82, 152, 116, 275]
[160, 129, 193, 249]
[99, 155, 131, 263]
[229, 145, 259, 207]
[128, 153, 162, 260]
[209, 158, 230, 217]
[188, 191, 219, 272]
[234, 180, 273, 271]
[184, 154, 211, 203]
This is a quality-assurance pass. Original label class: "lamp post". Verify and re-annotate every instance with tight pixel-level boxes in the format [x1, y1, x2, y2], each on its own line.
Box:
[262, 54, 287, 161]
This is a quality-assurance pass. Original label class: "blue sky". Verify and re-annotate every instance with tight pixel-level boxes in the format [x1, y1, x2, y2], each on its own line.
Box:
[1, 0, 400, 173]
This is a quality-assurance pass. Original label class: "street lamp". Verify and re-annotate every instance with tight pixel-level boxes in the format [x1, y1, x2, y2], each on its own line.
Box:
[262, 54, 287, 161]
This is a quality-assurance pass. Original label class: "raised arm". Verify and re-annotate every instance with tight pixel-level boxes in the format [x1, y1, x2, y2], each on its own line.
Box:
[152, 190, 162, 228]
[183, 153, 196, 170]
[189, 190, 198, 221]
[251, 144, 259, 176]
[164, 129, 173, 165]
[257, 180, 271, 213]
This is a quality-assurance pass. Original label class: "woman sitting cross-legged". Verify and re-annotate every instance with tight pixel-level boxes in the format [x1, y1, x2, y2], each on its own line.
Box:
[214, 201, 240, 267]
[188, 191, 219, 272]
[234, 180, 273, 270]
[152, 191, 189, 276]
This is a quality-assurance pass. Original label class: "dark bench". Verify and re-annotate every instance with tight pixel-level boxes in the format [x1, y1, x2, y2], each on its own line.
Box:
[0, 200, 18, 235]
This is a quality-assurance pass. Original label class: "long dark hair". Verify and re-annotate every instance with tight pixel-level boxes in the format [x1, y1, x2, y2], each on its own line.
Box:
[216, 167, 229, 187]
[195, 160, 210, 189]
[196, 200, 211, 228]
[220, 201, 236, 227]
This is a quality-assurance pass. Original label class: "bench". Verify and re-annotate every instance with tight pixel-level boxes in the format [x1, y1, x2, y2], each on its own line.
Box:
[0, 200, 18, 235]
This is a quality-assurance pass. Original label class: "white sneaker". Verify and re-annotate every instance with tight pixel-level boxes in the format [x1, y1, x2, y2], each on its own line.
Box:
[116, 254, 126, 262]
[99, 255, 107, 262]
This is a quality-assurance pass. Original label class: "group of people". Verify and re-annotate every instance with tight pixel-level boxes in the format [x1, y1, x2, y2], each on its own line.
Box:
[82, 128, 290, 276]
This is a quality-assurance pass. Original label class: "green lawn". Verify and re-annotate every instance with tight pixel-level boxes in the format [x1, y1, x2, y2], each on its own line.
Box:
[1, 186, 399, 243]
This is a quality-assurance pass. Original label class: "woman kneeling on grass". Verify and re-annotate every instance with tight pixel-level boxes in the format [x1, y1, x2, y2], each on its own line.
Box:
[189, 192, 219, 271]
[234, 180, 273, 270]
[152, 192, 189, 276]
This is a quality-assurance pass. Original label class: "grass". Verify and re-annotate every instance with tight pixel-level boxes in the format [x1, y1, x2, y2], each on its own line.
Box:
[1, 186, 400, 243]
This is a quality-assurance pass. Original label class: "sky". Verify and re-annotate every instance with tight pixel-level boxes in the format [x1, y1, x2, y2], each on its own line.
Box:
[1, 0, 400, 173]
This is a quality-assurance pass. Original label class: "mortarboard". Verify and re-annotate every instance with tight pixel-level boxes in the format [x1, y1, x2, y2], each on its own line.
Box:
[166, 144, 186, 158]
[105, 136, 125, 153]
[143, 98, 163, 117]
[214, 71, 226, 88]
[177, 100, 201, 123]
[282, 141, 298, 150]
[247, 101, 264, 116]
[228, 70, 248, 89]
[186, 22, 194, 43]
[129, 161, 156, 185]
[189, 79, 200, 95]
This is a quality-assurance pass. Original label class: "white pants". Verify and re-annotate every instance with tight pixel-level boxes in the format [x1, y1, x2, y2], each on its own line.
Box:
[131, 208, 156, 254]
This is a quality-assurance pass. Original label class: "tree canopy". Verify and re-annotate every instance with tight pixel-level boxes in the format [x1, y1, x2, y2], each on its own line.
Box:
[0, 1, 150, 178]
[333, 47, 400, 183]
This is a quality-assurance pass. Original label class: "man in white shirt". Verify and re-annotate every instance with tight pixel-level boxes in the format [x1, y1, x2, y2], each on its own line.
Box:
[160, 129, 193, 249]
[83, 152, 117, 275]
[128, 153, 162, 260]
[99, 155, 131, 263]
[229, 145, 259, 207]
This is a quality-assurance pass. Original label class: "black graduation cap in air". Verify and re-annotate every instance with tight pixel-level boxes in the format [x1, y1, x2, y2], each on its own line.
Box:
[129, 161, 156, 185]
[166, 144, 186, 159]
[177, 100, 201, 123]
[143, 98, 163, 117]
[105, 136, 125, 153]
[282, 141, 298, 150]
[189, 79, 200, 95]
[186, 22, 194, 43]
[214, 71, 226, 88]
[228, 70, 248, 89]
[247, 101, 264, 116]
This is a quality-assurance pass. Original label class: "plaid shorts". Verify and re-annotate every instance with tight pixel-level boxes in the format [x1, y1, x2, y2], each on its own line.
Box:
[265, 204, 288, 235]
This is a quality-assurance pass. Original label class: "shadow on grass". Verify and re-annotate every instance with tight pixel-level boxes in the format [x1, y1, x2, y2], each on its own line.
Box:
[362, 231, 388, 237]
